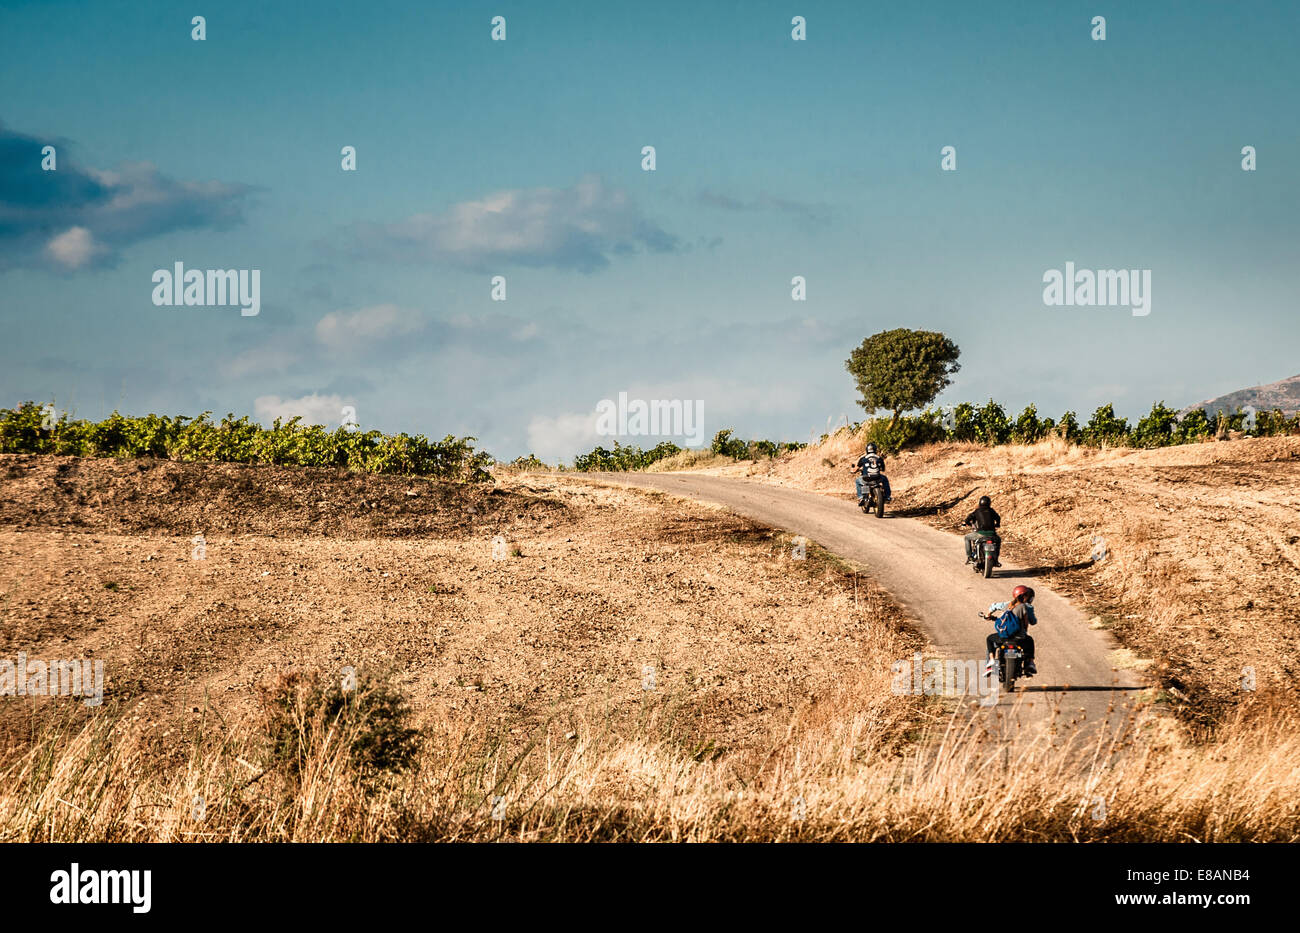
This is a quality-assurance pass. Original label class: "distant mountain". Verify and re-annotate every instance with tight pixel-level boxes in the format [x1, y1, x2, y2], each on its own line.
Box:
[1182, 373, 1300, 416]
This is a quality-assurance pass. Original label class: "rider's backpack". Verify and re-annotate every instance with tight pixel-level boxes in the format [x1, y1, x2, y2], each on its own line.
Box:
[994, 608, 1021, 639]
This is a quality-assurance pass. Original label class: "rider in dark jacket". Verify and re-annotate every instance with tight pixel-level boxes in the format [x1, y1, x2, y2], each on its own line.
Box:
[963, 496, 1000, 563]
[851, 443, 892, 503]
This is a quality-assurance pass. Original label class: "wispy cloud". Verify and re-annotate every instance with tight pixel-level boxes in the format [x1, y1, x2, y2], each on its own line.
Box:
[0, 122, 255, 271]
[696, 188, 832, 226]
[315, 303, 425, 352]
[340, 174, 679, 272]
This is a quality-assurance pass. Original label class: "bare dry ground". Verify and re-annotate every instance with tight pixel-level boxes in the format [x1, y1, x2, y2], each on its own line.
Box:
[710, 432, 1300, 726]
[3, 453, 1299, 841]
[0, 454, 924, 768]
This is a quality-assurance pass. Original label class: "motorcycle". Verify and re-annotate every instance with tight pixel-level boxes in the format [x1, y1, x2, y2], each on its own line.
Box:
[978, 612, 1025, 691]
[974, 535, 1000, 578]
[994, 639, 1024, 691]
[963, 527, 1001, 578]
[858, 475, 886, 518]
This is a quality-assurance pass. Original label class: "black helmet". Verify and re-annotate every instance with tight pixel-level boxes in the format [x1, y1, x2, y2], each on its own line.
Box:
[978, 495, 991, 508]
[865, 442, 878, 454]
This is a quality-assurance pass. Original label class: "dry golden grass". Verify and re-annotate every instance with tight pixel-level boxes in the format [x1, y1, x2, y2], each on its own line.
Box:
[643, 449, 731, 472]
[4, 680, 1298, 842]
[5, 448, 1297, 842]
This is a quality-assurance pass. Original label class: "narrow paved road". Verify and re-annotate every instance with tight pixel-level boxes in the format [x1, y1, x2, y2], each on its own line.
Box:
[579, 472, 1144, 734]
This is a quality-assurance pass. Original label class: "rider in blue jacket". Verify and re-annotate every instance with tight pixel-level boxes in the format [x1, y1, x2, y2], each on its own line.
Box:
[983, 585, 1037, 676]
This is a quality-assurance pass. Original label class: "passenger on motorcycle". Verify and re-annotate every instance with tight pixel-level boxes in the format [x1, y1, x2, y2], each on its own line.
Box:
[963, 495, 1001, 564]
[851, 442, 892, 504]
[983, 585, 1037, 677]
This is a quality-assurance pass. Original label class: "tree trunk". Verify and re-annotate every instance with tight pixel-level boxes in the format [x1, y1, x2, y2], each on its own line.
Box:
[888, 409, 901, 430]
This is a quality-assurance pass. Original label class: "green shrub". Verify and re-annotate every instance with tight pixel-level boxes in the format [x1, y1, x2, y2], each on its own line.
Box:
[863, 411, 948, 453]
[1132, 401, 1179, 448]
[710, 429, 748, 460]
[950, 403, 978, 442]
[574, 432, 801, 470]
[509, 454, 549, 470]
[1010, 405, 1047, 444]
[1053, 411, 1081, 443]
[1254, 409, 1300, 437]
[573, 440, 682, 472]
[1172, 409, 1211, 445]
[0, 403, 490, 481]
[973, 400, 1011, 446]
[1082, 404, 1130, 447]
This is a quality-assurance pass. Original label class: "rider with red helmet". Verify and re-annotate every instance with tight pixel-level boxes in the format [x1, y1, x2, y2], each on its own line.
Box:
[983, 585, 1037, 677]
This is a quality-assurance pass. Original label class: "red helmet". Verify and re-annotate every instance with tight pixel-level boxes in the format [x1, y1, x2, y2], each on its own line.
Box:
[1012, 585, 1035, 602]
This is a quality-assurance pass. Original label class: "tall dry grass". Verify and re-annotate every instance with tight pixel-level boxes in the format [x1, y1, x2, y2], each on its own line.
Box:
[4, 680, 1298, 842]
[643, 449, 731, 472]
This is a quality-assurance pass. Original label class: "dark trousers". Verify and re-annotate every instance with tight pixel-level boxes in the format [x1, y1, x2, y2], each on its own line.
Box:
[987, 632, 1034, 662]
[856, 475, 891, 500]
[965, 531, 1000, 561]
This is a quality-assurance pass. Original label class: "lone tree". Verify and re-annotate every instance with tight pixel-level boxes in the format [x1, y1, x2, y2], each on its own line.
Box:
[845, 329, 960, 428]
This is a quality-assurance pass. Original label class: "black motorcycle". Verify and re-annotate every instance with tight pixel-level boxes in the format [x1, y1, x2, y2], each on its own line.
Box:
[859, 476, 886, 518]
[979, 612, 1027, 691]
[973, 535, 1000, 578]
[963, 527, 1001, 578]
[994, 639, 1024, 690]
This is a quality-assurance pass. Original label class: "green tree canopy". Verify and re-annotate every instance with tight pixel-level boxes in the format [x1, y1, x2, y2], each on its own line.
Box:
[845, 329, 961, 427]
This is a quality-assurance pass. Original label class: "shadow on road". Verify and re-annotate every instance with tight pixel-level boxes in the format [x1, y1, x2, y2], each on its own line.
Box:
[1005, 560, 1097, 578]
[887, 490, 976, 519]
[1016, 684, 1146, 693]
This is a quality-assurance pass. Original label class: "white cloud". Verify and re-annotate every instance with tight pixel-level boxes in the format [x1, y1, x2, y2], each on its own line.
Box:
[525, 410, 601, 462]
[254, 393, 353, 429]
[344, 174, 678, 272]
[315, 303, 424, 350]
[45, 226, 103, 269]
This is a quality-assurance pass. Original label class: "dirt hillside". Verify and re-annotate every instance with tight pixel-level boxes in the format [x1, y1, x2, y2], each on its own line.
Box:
[0, 455, 923, 766]
[706, 433, 1300, 725]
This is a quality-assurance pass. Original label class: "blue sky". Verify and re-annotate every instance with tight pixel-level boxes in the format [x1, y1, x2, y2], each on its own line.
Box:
[2, 0, 1297, 460]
